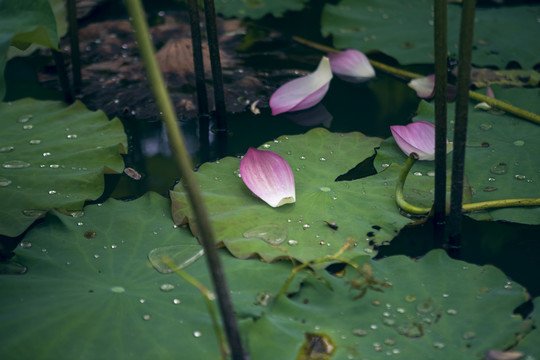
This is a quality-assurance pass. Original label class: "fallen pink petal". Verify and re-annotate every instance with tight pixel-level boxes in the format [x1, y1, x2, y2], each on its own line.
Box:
[239, 147, 296, 207]
[408, 75, 435, 98]
[390, 121, 438, 160]
[269, 56, 332, 115]
[327, 49, 375, 83]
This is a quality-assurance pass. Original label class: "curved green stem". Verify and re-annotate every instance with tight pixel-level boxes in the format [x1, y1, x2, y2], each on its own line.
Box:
[395, 154, 540, 215]
[292, 36, 540, 125]
[395, 153, 432, 215]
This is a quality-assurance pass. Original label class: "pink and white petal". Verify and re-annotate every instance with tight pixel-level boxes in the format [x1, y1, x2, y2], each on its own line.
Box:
[408, 75, 435, 98]
[328, 49, 375, 83]
[239, 148, 296, 207]
[390, 121, 436, 160]
[270, 57, 333, 115]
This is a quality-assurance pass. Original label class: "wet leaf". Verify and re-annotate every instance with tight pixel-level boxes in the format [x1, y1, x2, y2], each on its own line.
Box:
[322, 0, 540, 69]
[215, 0, 308, 20]
[245, 250, 534, 359]
[0, 0, 58, 99]
[171, 128, 414, 266]
[0, 192, 305, 359]
[0, 98, 127, 237]
[374, 87, 540, 224]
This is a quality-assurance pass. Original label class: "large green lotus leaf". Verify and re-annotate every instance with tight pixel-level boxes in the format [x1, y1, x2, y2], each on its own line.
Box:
[321, 0, 540, 69]
[0, 98, 127, 237]
[245, 249, 533, 359]
[374, 91, 540, 224]
[215, 0, 308, 19]
[0, 192, 306, 359]
[171, 128, 414, 266]
[0, 0, 58, 100]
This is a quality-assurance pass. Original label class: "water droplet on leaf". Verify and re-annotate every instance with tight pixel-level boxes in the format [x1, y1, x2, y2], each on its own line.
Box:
[2, 160, 30, 169]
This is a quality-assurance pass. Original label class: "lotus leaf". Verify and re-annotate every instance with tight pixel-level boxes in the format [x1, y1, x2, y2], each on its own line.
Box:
[322, 0, 540, 69]
[374, 89, 540, 224]
[0, 192, 305, 359]
[0, 98, 127, 237]
[245, 249, 533, 359]
[171, 128, 418, 266]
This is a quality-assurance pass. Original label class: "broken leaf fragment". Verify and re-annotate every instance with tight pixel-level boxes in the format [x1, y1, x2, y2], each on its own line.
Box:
[239, 147, 296, 207]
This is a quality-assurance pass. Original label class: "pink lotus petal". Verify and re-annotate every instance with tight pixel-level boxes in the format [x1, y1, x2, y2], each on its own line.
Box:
[270, 57, 332, 115]
[327, 49, 375, 83]
[239, 148, 296, 207]
[486, 84, 495, 98]
[408, 75, 435, 98]
[390, 121, 437, 160]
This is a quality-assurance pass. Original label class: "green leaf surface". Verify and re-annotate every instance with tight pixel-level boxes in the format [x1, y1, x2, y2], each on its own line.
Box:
[246, 250, 533, 359]
[215, 0, 308, 19]
[0, 98, 127, 237]
[0, 0, 59, 100]
[0, 193, 305, 359]
[321, 0, 540, 69]
[374, 88, 540, 224]
[171, 128, 413, 266]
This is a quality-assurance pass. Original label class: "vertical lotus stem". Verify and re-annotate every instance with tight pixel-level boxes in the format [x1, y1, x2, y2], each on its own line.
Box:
[433, 0, 447, 226]
[52, 50, 74, 103]
[124, 1, 246, 358]
[66, 0, 82, 92]
[187, 0, 211, 161]
[203, 0, 227, 132]
[448, 0, 477, 256]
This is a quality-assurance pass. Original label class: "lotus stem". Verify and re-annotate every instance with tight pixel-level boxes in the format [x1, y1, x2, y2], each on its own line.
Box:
[448, 0, 477, 251]
[66, 0, 81, 92]
[433, 0, 448, 225]
[395, 153, 432, 215]
[292, 36, 540, 125]
[124, 1, 245, 358]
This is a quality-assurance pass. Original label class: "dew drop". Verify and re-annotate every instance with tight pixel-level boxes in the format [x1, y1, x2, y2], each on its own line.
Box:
[299, 155, 306, 160]
[320, 186, 331, 192]
[2, 160, 30, 169]
[193, 331, 202, 338]
[77, 221, 84, 226]
[49, 164, 60, 169]
[490, 162, 507, 175]
[319, 157, 326, 161]
[370, 324, 378, 330]
[480, 123, 492, 130]
[302, 224, 311, 229]
[262, 143, 271, 148]
[446, 308, 458, 315]
[287, 239, 298, 246]
[48, 190, 57, 195]
[23, 124, 33, 130]
[243, 224, 287, 245]
[42, 152, 51, 157]
[513, 140, 525, 146]
[160, 283, 175, 292]
[29, 139, 41, 145]
[173, 298, 181, 304]
[488, 177, 496, 182]
[22, 209, 47, 218]
[110, 286, 125, 293]
[381, 163, 390, 169]
[0, 146, 15, 153]
[139, 298, 146, 303]
[433, 341, 445, 349]
[514, 174, 527, 180]
[93, 254, 100, 259]
[19, 241, 32, 249]
[142, 314, 151, 321]
[18, 114, 32, 123]
[0, 177, 12, 186]
[413, 171, 422, 176]
[352, 328, 367, 337]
